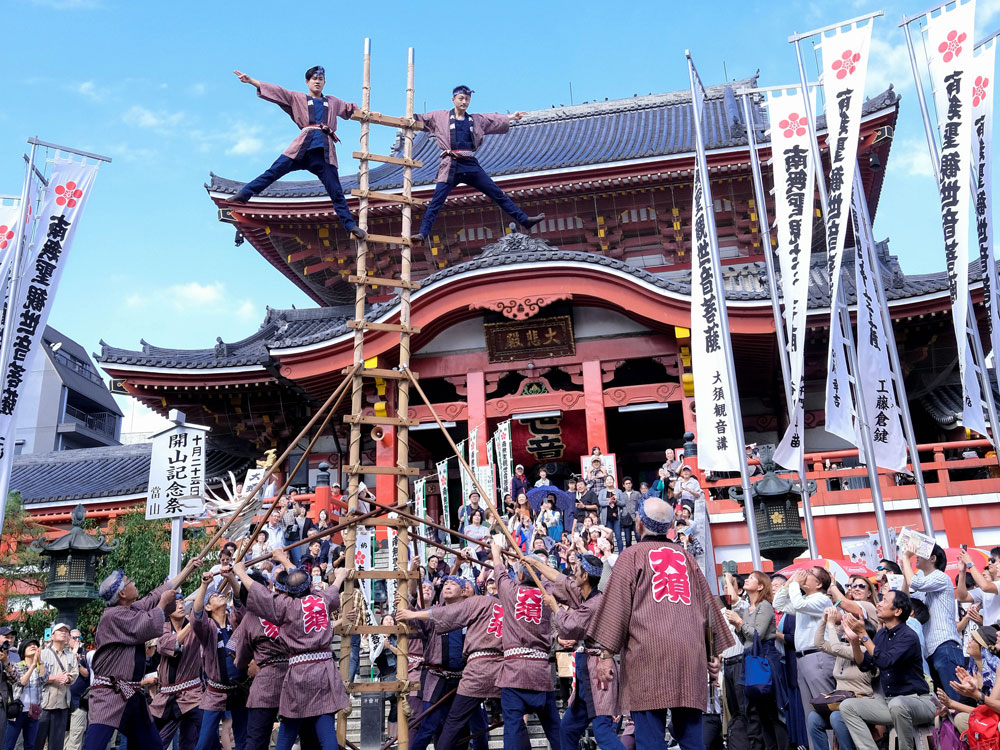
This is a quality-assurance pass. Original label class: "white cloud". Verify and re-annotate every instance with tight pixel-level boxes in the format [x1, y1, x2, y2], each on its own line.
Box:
[167, 281, 226, 308]
[124, 105, 184, 131]
[891, 137, 935, 178]
[235, 300, 256, 320]
[978, 0, 1000, 27]
[75, 80, 104, 100]
[189, 83, 207, 97]
[124, 292, 144, 308]
[866, 33, 914, 97]
[228, 136, 265, 155]
[106, 143, 156, 162]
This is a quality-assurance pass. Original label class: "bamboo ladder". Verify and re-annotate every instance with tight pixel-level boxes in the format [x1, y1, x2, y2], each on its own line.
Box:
[337, 39, 425, 749]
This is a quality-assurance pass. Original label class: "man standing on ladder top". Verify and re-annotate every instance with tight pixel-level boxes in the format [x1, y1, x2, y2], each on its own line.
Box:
[231, 67, 368, 241]
[411, 86, 544, 245]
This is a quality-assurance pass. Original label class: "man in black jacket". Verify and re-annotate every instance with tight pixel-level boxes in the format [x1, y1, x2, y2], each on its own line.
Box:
[571, 479, 598, 535]
[619, 477, 642, 548]
[838, 590, 937, 750]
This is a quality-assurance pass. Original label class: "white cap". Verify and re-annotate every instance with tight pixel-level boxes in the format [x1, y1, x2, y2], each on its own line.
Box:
[52, 623, 70, 633]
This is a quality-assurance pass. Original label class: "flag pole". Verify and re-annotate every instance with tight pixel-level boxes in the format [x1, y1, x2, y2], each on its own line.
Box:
[900, 14, 1000, 458]
[739, 91, 818, 557]
[0, 142, 39, 539]
[850, 166, 934, 534]
[792, 35, 892, 554]
[686, 51, 762, 569]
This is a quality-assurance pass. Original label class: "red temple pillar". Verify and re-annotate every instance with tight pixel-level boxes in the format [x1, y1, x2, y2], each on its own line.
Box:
[942, 506, 974, 548]
[813, 515, 842, 560]
[467, 371, 488, 465]
[582, 360, 608, 453]
[375, 425, 396, 504]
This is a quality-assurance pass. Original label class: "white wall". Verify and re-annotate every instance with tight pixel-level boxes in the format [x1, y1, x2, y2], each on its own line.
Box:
[572, 307, 648, 339]
[418, 316, 487, 355]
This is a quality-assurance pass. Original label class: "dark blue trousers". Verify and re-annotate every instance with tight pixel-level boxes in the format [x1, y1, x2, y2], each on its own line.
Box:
[155, 707, 203, 750]
[632, 707, 703, 750]
[410, 692, 455, 750]
[244, 708, 277, 750]
[929, 641, 967, 703]
[195, 707, 246, 750]
[560, 688, 625, 750]
[500, 687, 561, 750]
[83, 695, 163, 750]
[238, 149, 356, 232]
[275, 714, 336, 750]
[418, 164, 530, 236]
[432, 693, 490, 750]
[4, 713, 39, 750]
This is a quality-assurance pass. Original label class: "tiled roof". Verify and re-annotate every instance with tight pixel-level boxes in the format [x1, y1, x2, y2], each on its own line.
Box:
[917, 371, 1000, 430]
[12, 442, 254, 505]
[97, 232, 959, 370]
[207, 80, 900, 197]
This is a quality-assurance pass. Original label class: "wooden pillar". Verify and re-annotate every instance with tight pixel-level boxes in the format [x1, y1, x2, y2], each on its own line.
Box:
[813, 515, 842, 559]
[942, 506, 974, 548]
[582, 360, 608, 453]
[467, 371, 488, 465]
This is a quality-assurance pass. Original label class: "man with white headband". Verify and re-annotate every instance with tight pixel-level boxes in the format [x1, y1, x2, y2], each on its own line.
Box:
[588, 496, 732, 750]
[83, 558, 202, 750]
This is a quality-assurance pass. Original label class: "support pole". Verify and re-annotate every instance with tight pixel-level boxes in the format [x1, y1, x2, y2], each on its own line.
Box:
[901, 18, 1000, 460]
[792, 37, 892, 554]
[739, 91, 818, 557]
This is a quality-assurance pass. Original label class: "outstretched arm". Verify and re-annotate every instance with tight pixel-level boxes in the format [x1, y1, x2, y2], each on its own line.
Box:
[234, 70, 262, 89]
[167, 558, 203, 592]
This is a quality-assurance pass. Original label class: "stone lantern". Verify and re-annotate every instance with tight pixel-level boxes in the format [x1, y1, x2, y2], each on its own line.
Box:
[30, 504, 117, 628]
[728, 446, 814, 570]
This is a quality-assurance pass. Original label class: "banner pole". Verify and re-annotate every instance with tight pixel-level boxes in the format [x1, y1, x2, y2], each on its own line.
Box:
[686, 52, 761, 569]
[792, 36, 891, 554]
[0, 141, 39, 537]
[851, 166, 934, 534]
[739, 92, 818, 557]
[901, 16, 1000, 459]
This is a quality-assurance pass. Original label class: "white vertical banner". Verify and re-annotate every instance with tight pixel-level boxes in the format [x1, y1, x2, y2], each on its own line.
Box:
[925, 1, 988, 437]
[690, 79, 740, 471]
[0, 161, 99, 460]
[413, 477, 428, 563]
[356, 525, 373, 603]
[853, 199, 908, 472]
[386, 525, 398, 617]
[475, 464, 496, 506]
[469, 426, 479, 468]
[972, 41, 1000, 391]
[494, 420, 513, 499]
[768, 88, 818, 469]
[456, 439, 472, 503]
[817, 22, 872, 445]
[435, 458, 451, 531]
[0, 205, 22, 337]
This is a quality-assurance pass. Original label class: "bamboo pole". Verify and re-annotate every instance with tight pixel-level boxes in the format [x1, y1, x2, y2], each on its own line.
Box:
[402, 367, 547, 591]
[231, 367, 357, 563]
[197, 366, 356, 559]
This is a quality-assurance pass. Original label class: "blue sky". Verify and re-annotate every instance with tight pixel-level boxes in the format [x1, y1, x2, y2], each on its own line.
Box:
[2, 0, 999, 433]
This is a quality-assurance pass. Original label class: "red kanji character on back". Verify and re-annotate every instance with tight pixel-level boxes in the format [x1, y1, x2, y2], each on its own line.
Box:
[648, 546, 692, 605]
[514, 588, 543, 624]
[259, 617, 279, 639]
[301, 594, 329, 633]
[487, 602, 504, 637]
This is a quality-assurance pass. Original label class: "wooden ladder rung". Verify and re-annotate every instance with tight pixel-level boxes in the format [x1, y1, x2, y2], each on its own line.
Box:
[343, 415, 419, 427]
[337, 624, 408, 636]
[350, 189, 428, 206]
[347, 681, 409, 694]
[353, 151, 422, 168]
[347, 320, 421, 334]
[359, 517, 416, 528]
[349, 274, 420, 290]
[352, 569, 419, 579]
[350, 111, 423, 129]
[341, 367, 419, 380]
[362, 232, 413, 246]
[346, 464, 420, 476]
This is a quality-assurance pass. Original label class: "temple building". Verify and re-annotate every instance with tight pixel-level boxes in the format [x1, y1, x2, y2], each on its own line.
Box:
[84, 75, 1000, 566]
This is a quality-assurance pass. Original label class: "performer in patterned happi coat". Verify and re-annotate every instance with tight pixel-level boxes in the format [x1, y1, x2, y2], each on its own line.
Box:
[231, 67, 366, 240]
[396, 583, 501, 750]
[527, 553, 623, 750]
[83, 559, 202, 750]
[225, 568, 290, 750]
[150, 593, 204, 750]
[588, 496, 733, 750]
[404, 576, 468, 750]
[233, 549, 348, 750]
[489, 543, 571, 750]
[192, 571, 248, 750]
[411, 86, 544, 244]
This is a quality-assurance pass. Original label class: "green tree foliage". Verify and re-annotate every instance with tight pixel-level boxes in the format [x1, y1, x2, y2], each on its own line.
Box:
[76, 509, 210, 640]
[0, 493, 55, 640]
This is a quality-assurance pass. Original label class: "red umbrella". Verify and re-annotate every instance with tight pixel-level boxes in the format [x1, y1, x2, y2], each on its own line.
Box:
[777, 558, 878, 585]
[944, 547, 990, 575]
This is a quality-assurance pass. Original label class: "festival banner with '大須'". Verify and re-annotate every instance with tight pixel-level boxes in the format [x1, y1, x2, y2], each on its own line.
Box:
[769, 87, 817, 470]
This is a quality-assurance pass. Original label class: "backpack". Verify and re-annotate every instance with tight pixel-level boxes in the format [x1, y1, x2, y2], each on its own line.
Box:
[964, 705, 1000, 750]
